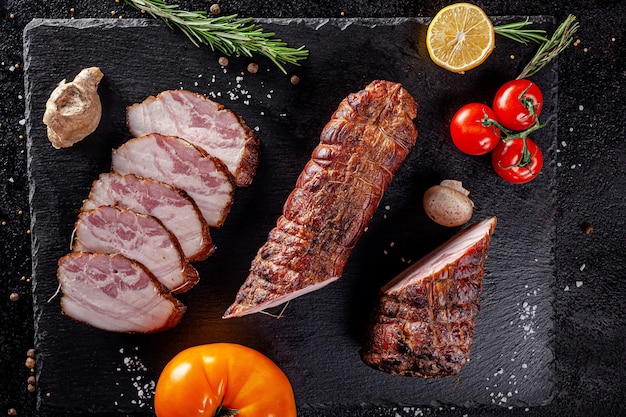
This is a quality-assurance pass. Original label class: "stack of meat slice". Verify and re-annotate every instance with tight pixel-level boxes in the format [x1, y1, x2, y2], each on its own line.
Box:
[56, 90, 260, 333]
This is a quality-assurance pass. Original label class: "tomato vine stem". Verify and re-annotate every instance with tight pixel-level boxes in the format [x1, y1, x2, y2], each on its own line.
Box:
[480, 96, 545, 170]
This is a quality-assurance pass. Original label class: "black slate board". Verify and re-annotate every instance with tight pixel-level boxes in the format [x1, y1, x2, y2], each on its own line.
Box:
[23, 17, 558, 415]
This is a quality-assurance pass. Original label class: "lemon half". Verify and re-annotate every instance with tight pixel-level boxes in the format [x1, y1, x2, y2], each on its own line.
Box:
[426, 3, 495, 73]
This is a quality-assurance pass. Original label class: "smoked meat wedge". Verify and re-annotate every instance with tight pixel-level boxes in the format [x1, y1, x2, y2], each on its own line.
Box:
[111, 134, 235, 228]
[72, 206, 199, 293]
[126, 90, 260, 187]
[224, 80, 418, 319]
[58, 252, 185, 333]
[82, 172, 214, 262]
[360, 216, 497, 378]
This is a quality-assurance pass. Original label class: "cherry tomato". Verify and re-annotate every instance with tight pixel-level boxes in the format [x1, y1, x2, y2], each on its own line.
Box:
[492, 80, 543, 131]
[154, 343, 297, 417]
[450, 103, 501, 155]
[491, 137, 543, 184]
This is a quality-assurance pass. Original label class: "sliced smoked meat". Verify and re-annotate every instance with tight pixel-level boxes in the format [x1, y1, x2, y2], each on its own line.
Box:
[58, 252, 186, 333]
[126, 90, 260, 187]
[224, 80, 418, 318]
[111, 133, 235, 228]
[360, 216, 497, 378]
[83, 172, 214, 262]
[72, 206, 199, 293]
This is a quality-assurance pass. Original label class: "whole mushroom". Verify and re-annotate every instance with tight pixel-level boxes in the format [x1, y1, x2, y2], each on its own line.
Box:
[423, 180, 474, 227]
[43, 67, 103, 149]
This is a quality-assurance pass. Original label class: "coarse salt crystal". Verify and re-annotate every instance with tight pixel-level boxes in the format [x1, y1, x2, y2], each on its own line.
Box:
[578, 105, 584, 111]
[580, 263, 586, 271]
[18, 119, 25, 125]
[576, 281, 583, 287]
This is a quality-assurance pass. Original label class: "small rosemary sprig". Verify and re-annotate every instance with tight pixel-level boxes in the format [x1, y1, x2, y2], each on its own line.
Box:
[494, 19, 548, 45]
[123, 0, 309, 74]
[516, 14, 579, 79]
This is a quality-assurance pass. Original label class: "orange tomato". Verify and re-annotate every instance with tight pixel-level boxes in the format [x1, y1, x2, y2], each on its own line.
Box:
[154, 343, 296, 417]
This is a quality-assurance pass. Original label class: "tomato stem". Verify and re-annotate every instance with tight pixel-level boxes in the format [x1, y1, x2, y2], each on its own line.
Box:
[215, 401, 239, 417]
[497, 136, 538, 173]
[481, 103, 545, 169]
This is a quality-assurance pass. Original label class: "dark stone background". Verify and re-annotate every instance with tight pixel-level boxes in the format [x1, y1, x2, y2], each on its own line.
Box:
[1, 1, 624, 416]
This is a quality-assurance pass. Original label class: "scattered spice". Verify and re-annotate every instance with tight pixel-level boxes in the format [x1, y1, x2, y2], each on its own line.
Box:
[27, 376, 35, 385]
[27, 349, 35, 358]
[25, 357, 35, 370]
[9, 292, 19, 302]
[573, 38, 581, 46]
[582, 222, 594, 234]
[27, 384, 35, 393]
[70, 8, 75, 13]
[9, 13, 15, 19]
[290, 74, 300, 85]
[218, 56, 229, 67]
[246, 62, 259, 74]
[210, 3, 221, 15]
[7, 408, 17, 416]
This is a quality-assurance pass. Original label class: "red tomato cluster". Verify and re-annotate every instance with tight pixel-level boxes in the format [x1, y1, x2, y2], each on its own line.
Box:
[450, 79, 545, 184]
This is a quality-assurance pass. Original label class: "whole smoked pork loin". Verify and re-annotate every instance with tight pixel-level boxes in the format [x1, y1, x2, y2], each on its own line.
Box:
[126, 90, 260, 187]
[111, 133, 235, 228]
[360, 216, 497, 378]
[83, 172, 214, 262]
[224, 80, 418, 318]
[72, 206, 199, 293]
[58, 252, 186, 333]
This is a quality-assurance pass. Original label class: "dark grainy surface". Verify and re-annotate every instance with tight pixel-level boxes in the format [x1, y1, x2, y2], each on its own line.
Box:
[1, 1, 624, 417]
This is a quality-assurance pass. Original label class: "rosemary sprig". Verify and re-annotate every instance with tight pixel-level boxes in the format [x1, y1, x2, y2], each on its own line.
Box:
[494, 19, 548, 45]
[516, 14, 579, 79]
[123, 0, 309, 74]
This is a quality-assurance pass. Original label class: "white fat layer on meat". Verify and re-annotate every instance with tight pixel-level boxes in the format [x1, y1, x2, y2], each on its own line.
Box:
[59, 253, 181, 333]
[83, 173, 210, 260]
[382, 217, 496, 293]
[111, 135, 234, 227]
[73, 206, 193, 291]
[224, 277, 340, 318]
[127, 90, 246, 179]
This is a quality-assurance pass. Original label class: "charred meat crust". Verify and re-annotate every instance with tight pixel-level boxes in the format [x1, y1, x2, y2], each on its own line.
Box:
[360, 217, 496, 377]
[224, 80, 418, 318]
